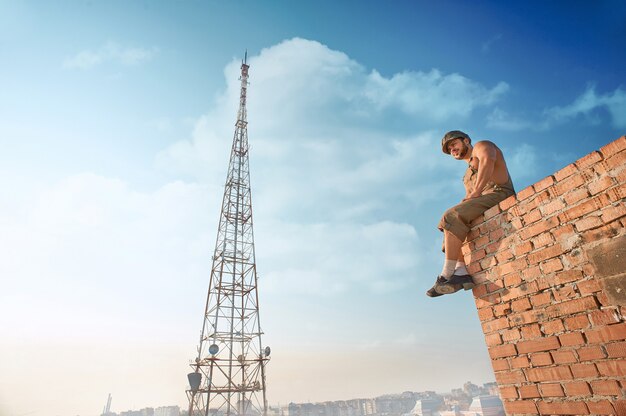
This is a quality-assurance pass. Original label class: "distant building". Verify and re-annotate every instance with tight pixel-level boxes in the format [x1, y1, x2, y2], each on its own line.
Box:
[155, 406, 181, 416]
[410, 398, 444, 416]
[465, 396, 504, 416]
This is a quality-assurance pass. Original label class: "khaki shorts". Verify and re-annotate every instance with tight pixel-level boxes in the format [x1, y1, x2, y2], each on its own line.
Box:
[438, 188, 515, 241]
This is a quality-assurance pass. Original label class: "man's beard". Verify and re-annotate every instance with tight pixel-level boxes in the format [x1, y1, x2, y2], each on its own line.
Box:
[456, 143, 469, 159]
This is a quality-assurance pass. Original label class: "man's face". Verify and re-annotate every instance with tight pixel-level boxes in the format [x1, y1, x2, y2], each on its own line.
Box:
[446, 138, 469, 159]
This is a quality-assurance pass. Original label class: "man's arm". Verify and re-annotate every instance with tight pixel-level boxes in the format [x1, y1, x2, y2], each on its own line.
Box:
[464, 141, 497, 200]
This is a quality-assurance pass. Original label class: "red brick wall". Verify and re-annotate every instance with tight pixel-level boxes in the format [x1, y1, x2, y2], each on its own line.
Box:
[462, 136, 626, 415]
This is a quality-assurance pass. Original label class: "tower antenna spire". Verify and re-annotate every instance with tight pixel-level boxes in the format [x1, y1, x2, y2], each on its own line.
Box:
[186, 58, 270, 416]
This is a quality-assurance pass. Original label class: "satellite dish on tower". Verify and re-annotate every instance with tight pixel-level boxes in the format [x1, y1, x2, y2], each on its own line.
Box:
[264, 346, 271, 357]
[209, 344, 219, 355]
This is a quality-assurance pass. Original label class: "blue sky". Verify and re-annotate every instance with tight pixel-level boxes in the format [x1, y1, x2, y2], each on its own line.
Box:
[1, 1, 625, 415]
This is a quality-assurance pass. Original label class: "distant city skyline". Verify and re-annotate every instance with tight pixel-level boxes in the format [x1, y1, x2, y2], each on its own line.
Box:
[101, 381, 500, 416]
[1, 1, 625, 415]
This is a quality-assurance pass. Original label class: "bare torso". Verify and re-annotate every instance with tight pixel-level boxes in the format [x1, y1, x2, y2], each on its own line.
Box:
[465, 140, 511, 196]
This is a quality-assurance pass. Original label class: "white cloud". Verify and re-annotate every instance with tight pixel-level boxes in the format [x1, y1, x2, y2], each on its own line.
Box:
[486, 107, 532, 131]
[544, 84, 626, 129]
[63, 41, 159, 69]
[364, 69, 509, 120]
[505, 143, 538, 180]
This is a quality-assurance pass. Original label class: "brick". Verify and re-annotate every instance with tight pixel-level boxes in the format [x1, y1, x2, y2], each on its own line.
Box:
[547, 296, 599, 318]
[494, 302, 512, 317]
[554, 162, 579, 181]
[580, 221, 622, 244]
[510, 356, 530, 369]
[482, 317, 509, 333]
[555, 269, 584, 285]
[554, 285, 577, 302]
[559, 193, 610, 222]
[576, 150, 604, 169]
[589, 309, 621, 326]
[596, 359, 626, 376]
[499, 195, 517, 210]
[570, 363, 599, 378]
[606, 341, 626, 358]
[530, 292, 551, 308]
[535, 175, 555, 192]
[502, 328, 522, 342]
[529, 352, 553, 366]
[485, 332, 502, 347]
[528, 244, 563, 265]
[498, 385, 518, 399]
[540, 257, 564, 273]
[576, 345, 606, 361]
[496, 257, 529, 277]
[489, 343, 517, 359]
[563, 381, 591, 396]
[522, 208, 542, 226]
[512, 241, 533, 257]
[489, 227, 506, 244]
[526, 366, 573, 382]
[503, 272, 522, 287]
[473, 234, 490, 249]
[577, 279, 602, 295]
[588, 175, 616, 195]
[541, 197, 566, 216]
[591, 379, 621, 396]
[563, 187, 590, 205]
[559, 332, 585, 346]
[601, 203, 626, 223]
[538, 382, 565, 397]
[516, 185, 536, 201]
[495, 369, 526, 384]
[494, 248, 513, 263]
[562, 249, 587, 268]
[600, 135, 626, 155]
[551, 350, 577, 364]
[491, 359, 510, 371]
[478, 307, 495, 322]
[512, 297, 532, 312]
[615, 400, 626, 416]
[586, 400, 616, 415]
[518, 384, 540, 398]
[574, 215, 604, 232]
[504, 400, 538, 415]
[519, 216, 560, 240]
[542, 319, 565, 335]
[554, 173, 586, 196]
[521, 265, 542, 281]
[564, 314, 590, 330]
[475, 293, 501, 309]
[537, 401, 589, 415]
[483, 204, 501, 220]
[502, 281, 539, 303]
[586, 322, 626, 344]
[605, 148, 626, 169]
[522, 324, 543, 339]
[530, 232, 555, 249]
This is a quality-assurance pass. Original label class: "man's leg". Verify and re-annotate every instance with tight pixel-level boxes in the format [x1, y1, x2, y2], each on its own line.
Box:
[440, 229, 464, 278]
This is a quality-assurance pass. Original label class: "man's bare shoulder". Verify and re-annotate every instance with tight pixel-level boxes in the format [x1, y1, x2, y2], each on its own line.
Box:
[474, 140, 498, 149]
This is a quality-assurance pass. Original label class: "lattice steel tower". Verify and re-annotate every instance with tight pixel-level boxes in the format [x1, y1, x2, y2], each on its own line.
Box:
[187, 54, 270, 416]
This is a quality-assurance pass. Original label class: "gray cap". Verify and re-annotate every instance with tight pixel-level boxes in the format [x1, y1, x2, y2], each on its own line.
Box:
[441, 130, 471, 154]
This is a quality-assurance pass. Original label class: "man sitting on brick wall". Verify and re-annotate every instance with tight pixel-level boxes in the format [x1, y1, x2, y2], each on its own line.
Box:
[427, 130, 516, 297]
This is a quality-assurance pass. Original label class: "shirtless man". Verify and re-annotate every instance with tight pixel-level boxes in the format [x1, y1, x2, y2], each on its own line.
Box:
[427, 130, 515, 297]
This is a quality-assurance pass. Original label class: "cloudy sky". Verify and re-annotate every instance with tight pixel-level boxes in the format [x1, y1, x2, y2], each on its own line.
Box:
[1, 1, 625, 415]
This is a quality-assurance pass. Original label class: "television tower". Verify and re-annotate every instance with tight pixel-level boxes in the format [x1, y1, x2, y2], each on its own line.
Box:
[187, 53, 270, 416]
